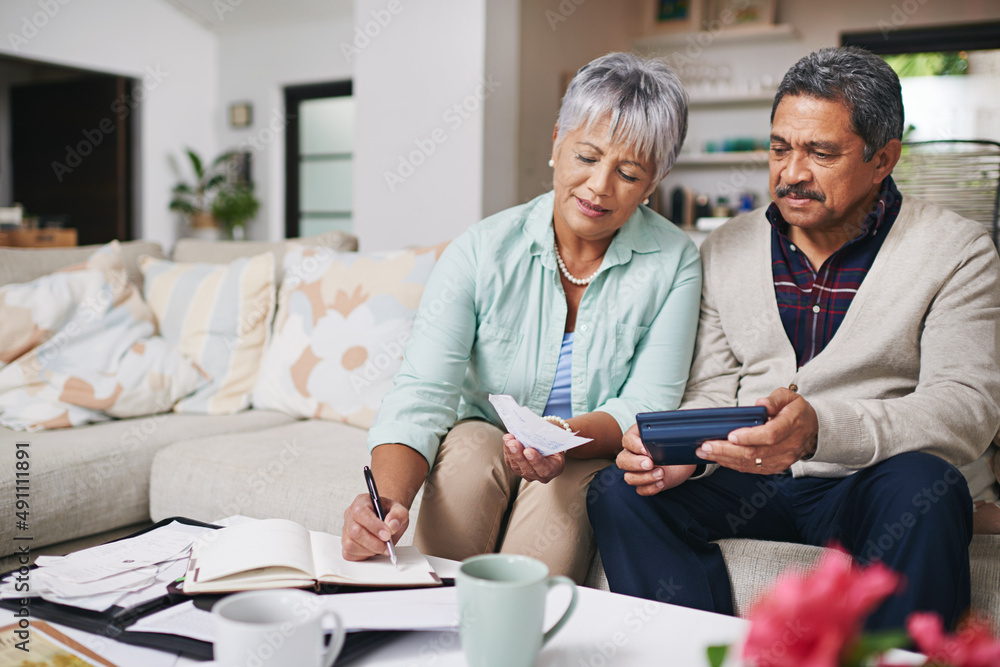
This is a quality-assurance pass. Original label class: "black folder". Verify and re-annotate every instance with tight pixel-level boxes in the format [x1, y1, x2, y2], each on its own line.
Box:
[0, 516, 410, 662]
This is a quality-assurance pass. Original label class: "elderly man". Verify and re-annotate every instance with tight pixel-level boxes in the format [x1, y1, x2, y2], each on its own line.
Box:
[588, 46, 1000, 630]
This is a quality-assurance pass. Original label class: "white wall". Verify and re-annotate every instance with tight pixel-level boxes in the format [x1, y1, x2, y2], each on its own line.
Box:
[353, 0, 521, 251]
[482, 0, 522, 220]
[517, 0, 645, 203]
[216, 18, 356, 241]
[0, 0, 218, 250]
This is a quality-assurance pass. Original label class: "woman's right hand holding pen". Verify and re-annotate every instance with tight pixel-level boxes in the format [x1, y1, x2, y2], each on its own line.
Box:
[341, 443, 428, 561]
[342, 492, 408, 561]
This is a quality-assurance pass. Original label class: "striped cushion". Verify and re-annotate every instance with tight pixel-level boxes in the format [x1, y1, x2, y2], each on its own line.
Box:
[139, 253, 276, 414]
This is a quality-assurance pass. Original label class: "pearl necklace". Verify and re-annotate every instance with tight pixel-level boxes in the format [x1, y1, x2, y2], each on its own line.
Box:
[554, 241, 600, 286]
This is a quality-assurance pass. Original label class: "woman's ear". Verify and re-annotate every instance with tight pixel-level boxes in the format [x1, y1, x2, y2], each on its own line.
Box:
[550, 124, 560, 166]
[643, 175, 664, 202]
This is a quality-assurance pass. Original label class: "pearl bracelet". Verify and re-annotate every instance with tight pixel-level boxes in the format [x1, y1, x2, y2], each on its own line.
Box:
[542, 415, 573, 432]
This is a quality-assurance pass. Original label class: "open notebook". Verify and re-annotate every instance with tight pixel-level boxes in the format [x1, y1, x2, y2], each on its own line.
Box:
[182, 518, 441, 594]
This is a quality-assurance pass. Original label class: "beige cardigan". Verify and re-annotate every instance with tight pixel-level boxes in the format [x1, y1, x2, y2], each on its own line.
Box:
[683, 198, 1000, 479]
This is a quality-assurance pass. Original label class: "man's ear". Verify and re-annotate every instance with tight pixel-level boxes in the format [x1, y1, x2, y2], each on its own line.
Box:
[874, 138, 902, 182]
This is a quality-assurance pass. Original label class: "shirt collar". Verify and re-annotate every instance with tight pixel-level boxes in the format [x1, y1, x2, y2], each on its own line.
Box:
[526, 191, 662, 271]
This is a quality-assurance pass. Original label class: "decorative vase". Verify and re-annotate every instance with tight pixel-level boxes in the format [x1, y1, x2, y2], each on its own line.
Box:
[189, 212, 222, 241]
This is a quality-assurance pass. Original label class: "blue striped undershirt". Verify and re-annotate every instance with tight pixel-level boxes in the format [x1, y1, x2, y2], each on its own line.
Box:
[542, 332, 574, 420]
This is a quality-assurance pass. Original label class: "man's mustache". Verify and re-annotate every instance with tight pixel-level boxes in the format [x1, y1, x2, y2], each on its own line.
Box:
[775, 183, 826, 202]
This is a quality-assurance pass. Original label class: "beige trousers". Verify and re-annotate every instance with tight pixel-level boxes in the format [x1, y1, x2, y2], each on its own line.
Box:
[414, 420, 610, 583]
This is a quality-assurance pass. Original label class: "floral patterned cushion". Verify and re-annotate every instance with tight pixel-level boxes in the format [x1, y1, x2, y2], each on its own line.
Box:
[251, 243, 446, 428]
[0, 242, 206, 430]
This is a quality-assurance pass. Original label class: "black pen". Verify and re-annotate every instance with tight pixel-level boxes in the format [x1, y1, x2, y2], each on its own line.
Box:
[363, 465, 398, 568]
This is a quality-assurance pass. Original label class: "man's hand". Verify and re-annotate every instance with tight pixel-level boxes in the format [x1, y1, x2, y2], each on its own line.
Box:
[617, 423, 696, 495]
[696, 388, 818, 474]
[342, 493, 409, 561]
[503, 433, 565, 483]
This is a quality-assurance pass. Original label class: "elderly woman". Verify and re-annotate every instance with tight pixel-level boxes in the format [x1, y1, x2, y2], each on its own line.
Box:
[342, 52, 700, 582]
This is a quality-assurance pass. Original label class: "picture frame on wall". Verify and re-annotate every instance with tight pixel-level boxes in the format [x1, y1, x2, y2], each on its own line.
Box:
[644, 0, 702, 34]
[707, 0, 776, 28]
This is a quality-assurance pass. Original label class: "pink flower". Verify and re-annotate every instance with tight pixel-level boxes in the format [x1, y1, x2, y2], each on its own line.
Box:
[741, 547, 902, 667]
[907, 613, 1000, 667]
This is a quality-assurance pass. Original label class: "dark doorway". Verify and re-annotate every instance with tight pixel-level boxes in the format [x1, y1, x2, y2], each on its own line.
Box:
[284, 80, 353, 239]
[7, 62, 135, 246]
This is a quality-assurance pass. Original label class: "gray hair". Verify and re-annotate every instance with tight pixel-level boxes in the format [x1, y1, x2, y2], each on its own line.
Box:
[771, 46, 903, 162]
[556, 52, 688, 184]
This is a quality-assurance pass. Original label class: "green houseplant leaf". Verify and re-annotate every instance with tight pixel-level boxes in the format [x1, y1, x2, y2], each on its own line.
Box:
[170, 148, 257, 236]
[211, 183, 260, 237]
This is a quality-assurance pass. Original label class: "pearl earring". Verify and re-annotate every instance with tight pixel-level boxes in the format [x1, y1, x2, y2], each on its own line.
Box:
[642, 198, 649, 205]
[548, 159, 554, 167]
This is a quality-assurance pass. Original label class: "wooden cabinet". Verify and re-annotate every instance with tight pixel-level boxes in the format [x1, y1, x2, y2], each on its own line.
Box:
[0, 229, 78, 247]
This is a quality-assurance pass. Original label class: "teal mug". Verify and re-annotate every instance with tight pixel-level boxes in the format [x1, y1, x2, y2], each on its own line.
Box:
[457, 554, 578, 667]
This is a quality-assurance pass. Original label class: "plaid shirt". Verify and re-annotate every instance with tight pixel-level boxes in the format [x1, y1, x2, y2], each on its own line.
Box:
[768, 176, 902, 367]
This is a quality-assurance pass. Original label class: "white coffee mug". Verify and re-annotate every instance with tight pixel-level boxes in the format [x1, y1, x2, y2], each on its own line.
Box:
[212, 589, 345, 667]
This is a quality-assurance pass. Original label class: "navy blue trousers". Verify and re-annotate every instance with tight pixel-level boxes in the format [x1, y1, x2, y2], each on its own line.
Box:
[587, 452, 972, 630]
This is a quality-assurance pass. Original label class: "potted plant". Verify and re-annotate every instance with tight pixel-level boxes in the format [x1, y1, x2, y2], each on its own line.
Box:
[211, 183, 260, 240]
[170, 148, 258, 239]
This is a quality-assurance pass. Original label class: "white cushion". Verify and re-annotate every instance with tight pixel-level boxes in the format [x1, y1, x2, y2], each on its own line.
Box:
[0, 242, 205, 430]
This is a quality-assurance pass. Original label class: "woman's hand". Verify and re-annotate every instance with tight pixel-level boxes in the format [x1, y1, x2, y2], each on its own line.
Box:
[341, 493, 409, 561]
[503, 433, 566, 483]
[617, 424, 695, 495]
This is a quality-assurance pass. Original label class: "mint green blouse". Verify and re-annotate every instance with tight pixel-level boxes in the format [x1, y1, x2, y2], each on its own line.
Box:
[367, 191, 702, 467]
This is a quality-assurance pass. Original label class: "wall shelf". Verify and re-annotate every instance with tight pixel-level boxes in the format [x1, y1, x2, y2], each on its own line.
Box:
[675, 151, 769, 167]
[688, 90, 777, 106]
[634, 23, 797, 51]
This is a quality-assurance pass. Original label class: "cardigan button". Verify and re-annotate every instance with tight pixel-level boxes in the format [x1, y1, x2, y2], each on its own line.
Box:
[788, 383, 798, 392]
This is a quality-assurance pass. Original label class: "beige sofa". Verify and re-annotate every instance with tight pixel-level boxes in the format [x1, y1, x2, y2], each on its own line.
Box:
[1, 237, 997, 630]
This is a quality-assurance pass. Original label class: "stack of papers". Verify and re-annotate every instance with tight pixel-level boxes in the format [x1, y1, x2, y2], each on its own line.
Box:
[488, 394, 593, 455]
[0, 521, 213, 611]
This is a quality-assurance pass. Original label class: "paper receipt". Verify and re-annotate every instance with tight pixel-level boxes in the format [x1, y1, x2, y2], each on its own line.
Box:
[488, 394, 593, 456]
